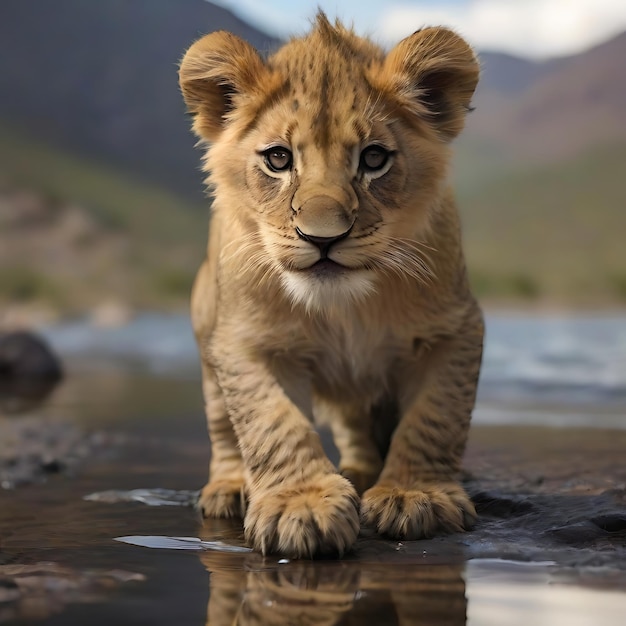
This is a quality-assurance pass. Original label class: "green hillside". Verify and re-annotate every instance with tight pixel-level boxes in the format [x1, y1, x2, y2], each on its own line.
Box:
[0, 128, 208, 313]
[1, 127, 624, 314]
[459, 143, 626, 305]
[0, 127, 208, 241]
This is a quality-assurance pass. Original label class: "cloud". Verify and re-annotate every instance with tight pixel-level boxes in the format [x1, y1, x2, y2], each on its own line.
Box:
[380, 0, 626, 58]
[209, 0, 626, 59]
[210, 0, 389, 41]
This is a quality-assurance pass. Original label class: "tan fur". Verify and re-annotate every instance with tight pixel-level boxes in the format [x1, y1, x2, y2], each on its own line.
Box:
[180, 13, 483, 558]
[199, 544, 466, 625]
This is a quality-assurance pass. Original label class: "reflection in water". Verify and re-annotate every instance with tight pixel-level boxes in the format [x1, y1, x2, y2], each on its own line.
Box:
[202, 552, 467, 626]
[198, 521, 467, 626]
[115, 534, 252, 553]
[86, 488, 199, 507]
[3, 368, 626, 624]
[0, 331, 63, 414]
[0, 372, 59, 415]
[0, 563, 145, 624]
[0, 377, 61, 414]
[0, 378, 57, 414]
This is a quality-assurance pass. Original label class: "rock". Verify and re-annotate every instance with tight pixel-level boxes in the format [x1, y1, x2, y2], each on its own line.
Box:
[0, 331, 63, 414]
[0, 331, 62, 381]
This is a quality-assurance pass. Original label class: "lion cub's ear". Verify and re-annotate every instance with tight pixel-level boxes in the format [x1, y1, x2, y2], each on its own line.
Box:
[179, 31, 268, 142]
[376, 27, 479, 141]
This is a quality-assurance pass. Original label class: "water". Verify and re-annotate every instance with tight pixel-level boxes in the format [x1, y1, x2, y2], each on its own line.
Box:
[479, 314, 626, 407]
[41, 312, 626, 405]
[1, 312, 625, 624]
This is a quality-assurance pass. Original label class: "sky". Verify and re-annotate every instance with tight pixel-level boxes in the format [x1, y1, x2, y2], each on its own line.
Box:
[210, 0, 626, 59]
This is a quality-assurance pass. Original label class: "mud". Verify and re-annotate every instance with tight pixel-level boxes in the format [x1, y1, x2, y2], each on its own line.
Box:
[462, 426, 626, 569]
[0, 371, 625, 624]
[0, 564, 144, 623]
[84, 426, 626, 571]
[0, 416, 122, 489]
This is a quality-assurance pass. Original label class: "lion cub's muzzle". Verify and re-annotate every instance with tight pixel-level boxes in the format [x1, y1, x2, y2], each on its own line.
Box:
[293, 194, 355, 259]
[295, 225, 353, 258]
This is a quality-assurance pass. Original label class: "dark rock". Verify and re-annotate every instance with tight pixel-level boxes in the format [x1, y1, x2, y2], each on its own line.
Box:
[0, 331, 62, 381]
[0, 331, 63, 414]
[591, 513, 626, 534]
[471, 490, 536, 517]
[40, 458, 64, 474]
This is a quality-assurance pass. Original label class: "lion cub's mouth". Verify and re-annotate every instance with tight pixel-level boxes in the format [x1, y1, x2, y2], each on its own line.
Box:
[303, 259, 347, 278]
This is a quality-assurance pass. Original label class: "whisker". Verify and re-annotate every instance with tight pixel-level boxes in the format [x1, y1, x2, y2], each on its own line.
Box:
[339, 230, 436, 285]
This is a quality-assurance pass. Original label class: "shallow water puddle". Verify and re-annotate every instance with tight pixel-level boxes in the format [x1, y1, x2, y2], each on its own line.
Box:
[115, 535, 253, 553]
[466, 560, 626, 626]
[3, 368, 626, 624]
[84, 488, 198, 507]
[110, 538, 626, 626]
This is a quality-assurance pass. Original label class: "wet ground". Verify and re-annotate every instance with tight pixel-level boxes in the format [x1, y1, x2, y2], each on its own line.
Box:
[1, 367, 626, 625]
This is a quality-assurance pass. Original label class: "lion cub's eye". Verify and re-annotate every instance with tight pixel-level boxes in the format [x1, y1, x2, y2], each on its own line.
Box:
[360, 145, 391, 172]
[262, 147, 293, 172]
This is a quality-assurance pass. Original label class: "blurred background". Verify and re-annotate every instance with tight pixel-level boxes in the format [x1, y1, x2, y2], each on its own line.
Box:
[1, 5, 626, 622]
[0, 0, 625, 415]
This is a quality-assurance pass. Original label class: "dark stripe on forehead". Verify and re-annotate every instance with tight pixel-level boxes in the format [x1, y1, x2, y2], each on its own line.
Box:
[266, 22, 385, 149]
[314, 70, 331, 149]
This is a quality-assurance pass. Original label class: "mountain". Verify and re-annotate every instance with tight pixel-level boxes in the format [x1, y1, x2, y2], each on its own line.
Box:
[1, 1, 623, 196]
[459, 143, 626, 305]
[465, 33, 626, 165]
[0, 3, 624, 310]
[455, 34, 626, 305]
[0, 0, 280, 201]
[473, 51, 543, 96]
[0, 129, 209, 319]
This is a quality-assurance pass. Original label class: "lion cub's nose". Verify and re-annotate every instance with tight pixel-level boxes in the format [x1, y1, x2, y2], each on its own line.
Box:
[296, 227, 352, 257]
[294, 195, 354, 256]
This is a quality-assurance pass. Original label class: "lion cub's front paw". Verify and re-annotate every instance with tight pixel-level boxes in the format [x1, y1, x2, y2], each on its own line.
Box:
[245, 474, 360, 558]
[361, 482, 476, 539]
[197, 478, 246, 519]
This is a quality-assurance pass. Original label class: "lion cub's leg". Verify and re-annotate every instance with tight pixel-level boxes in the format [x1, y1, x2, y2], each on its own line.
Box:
[361, 314, 483, 539]
[212, 346, 360, 558]
[319, 400, 383, 495]
[197, 362, 246, 518]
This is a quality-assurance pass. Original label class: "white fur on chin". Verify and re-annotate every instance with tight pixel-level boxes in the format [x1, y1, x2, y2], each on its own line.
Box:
[280, 270, 376, 314]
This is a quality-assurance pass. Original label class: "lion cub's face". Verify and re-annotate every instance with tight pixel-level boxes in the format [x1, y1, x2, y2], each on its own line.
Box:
[180, 16, 478, 311]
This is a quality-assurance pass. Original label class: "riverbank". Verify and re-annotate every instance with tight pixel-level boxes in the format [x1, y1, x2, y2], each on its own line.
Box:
[1, 309, 625, 623]
[1, 368, 625, 624]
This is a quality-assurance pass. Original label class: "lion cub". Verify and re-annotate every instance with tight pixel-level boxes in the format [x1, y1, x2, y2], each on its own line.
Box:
[179, 13, 483, 558]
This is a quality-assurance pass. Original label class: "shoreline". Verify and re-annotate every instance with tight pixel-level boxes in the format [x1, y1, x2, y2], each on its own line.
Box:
[2, 301, 626, 333]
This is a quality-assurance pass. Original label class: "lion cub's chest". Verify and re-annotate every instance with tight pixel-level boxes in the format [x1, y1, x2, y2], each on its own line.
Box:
[289, 317, 406, 401]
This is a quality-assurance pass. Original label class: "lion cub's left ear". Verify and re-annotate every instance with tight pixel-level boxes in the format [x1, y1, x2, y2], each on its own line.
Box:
[375, 27, 479, 141]
[179, 31, 270, 142]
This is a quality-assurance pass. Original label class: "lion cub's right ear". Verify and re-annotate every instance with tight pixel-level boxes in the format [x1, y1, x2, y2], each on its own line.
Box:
[374, 27, 479, 141]
[179, 31, 269, 142]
